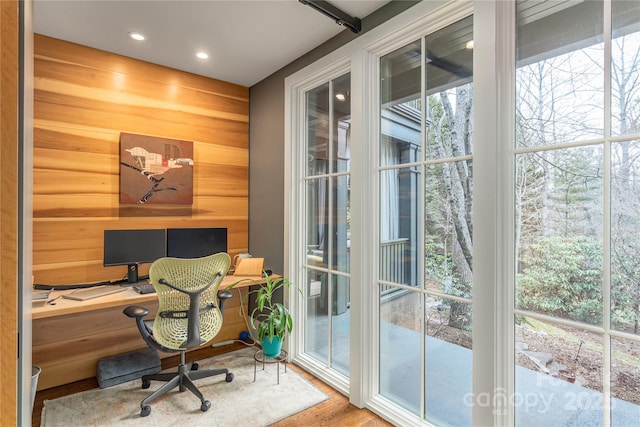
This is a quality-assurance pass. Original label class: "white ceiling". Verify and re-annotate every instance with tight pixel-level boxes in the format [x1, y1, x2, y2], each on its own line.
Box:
[33, 0, 389, 87]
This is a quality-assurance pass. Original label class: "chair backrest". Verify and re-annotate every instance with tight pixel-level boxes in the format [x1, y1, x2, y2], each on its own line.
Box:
[149, 252, 231, 350]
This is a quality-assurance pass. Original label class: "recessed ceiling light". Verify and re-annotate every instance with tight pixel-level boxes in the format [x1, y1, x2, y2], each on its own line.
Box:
[466, 40, 474, 50]
[128, 32, 146, 41]
[335, 93, 346, 101]
[196, 52, 209, 59]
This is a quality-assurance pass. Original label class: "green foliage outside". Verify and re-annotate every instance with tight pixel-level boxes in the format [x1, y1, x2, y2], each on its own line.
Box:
[517, 236, 603, 324]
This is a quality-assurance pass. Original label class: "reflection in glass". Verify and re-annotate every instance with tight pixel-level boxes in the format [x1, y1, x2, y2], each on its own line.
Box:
[515, 147, 603, 325]
[306, 82, 329, 176]
[305, 270, 328, 361]
[307, 178, 328, 270]
[306, 83, 329, 176]
[611, 336, 640, 425]
[333, 175, 350, 274]
[611, 140, 640, 336]
[612, 1, 640, 136]
[380, 287, 421, 414]
[380, 39, 422, 167]
[425, 300, 472, 426]
[425, 14, 473, 161]
[332, 73, 351, 173]
[380, 167, 418, 287]
[332, 275, 350, 376]
[515, 316, 603, 425]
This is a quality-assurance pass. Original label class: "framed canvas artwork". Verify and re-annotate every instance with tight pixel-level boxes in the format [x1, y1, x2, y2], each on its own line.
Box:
[119, 133, 194, 204]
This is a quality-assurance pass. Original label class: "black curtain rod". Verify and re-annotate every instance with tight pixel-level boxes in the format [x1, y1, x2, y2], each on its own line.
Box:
[299, 0, 362, 34]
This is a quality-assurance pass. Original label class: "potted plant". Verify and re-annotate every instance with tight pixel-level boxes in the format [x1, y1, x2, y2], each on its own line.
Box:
[242, 272, 296, 358]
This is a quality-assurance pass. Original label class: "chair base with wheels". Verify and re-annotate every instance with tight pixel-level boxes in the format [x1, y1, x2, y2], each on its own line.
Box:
[137, 350, 234, 417]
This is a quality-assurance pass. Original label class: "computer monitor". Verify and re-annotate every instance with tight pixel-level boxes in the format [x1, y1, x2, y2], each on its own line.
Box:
[103, 229, 166, 283]
[166, 227, 228, 259]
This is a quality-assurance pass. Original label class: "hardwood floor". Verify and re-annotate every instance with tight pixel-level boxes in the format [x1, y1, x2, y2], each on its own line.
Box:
[270, 364, 393, 427]
[32, 345, 393, 427]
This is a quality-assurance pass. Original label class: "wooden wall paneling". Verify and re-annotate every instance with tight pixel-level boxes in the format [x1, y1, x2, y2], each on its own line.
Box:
[217, 288, 250, 342]
[34, 102, 248, 147]
[0, 0, 19, 423]
[34, 60, 249, 119]
[33, 328, 150, 390]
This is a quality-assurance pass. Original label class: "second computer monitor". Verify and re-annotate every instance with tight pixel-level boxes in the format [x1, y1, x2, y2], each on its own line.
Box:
[166, 227, 228, 259]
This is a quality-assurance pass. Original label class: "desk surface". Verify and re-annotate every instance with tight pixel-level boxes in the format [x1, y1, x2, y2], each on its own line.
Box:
[32, 274, 276, 320]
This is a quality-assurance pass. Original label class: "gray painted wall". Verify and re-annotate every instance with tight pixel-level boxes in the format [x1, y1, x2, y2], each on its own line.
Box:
[248, 1, 420, 275]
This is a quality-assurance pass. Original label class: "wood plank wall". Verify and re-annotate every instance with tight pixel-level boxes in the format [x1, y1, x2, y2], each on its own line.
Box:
[1, 1, 19, 424]
[33, 34, 250, 285]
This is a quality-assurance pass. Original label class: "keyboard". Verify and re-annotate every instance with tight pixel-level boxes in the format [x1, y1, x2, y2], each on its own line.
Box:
[133, 283, 156, 294]
[62, 286, 127, 301]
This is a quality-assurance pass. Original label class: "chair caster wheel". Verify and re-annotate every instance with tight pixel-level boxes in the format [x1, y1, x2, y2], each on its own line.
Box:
[141, 379, 151, 389]
[201, 400, 211, 412]
[225, 372, 234, 382]
[141, 405, 151, 417]
[191, 362, 199, 370]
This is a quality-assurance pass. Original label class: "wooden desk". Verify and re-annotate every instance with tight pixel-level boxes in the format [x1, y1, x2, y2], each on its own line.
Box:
[32, 275, 272, 390]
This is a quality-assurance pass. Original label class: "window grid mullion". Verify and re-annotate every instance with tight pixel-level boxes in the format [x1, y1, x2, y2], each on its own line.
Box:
[419, 34, 427, 421]
[602, 0, 613, 425]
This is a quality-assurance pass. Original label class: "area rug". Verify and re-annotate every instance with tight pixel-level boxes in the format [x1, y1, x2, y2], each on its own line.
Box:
[40, 347, 328, 426]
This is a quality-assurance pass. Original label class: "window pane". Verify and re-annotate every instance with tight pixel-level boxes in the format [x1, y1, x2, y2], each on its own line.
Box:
[425, 85, 473, 160]
[380, 40, 422, 167]
[307, 82, 329, 176]
[611, 140, 640, 335]
[332, 73, 351, 173]
[425, 161, 472, 298]
[306, 178, 328, 270]
[333, 175, 350, 274]
[515, 316, 604, 425]
[332, 275, 350, 376]
[380, 167, 419, 287]
[611, 336, 640, 425]
[380, 287, 421, 414]
[305, 270, 328, 361]
[611, 1, 640, 137]
[515, 147, 603, 326]
[425, 15, 473, 160]
[516, 1, 604, 147]
[425, 299, 472, 426]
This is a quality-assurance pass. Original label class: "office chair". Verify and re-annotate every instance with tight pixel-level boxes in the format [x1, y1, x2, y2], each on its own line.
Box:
[123, 252, 234, 417]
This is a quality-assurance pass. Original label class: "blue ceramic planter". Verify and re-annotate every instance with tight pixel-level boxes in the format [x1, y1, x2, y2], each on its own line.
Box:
[262, 336, 282, 358]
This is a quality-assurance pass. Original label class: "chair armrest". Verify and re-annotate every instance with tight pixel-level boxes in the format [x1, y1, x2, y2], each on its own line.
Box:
[122, 305, 175, 353]
[123, 305, 149, 319]
[217, 290, 233, 314]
